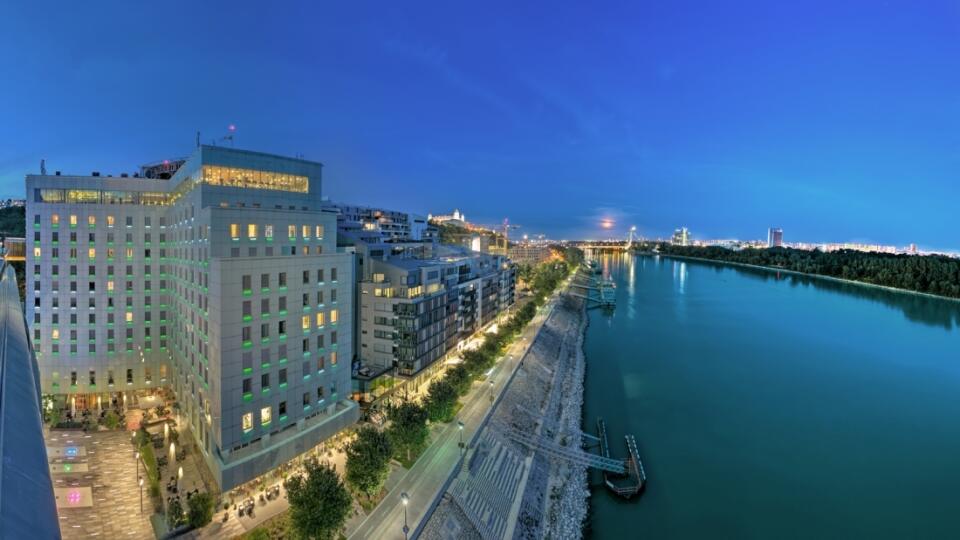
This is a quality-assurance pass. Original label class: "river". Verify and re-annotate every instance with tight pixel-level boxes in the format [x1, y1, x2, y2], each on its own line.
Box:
[582, 253, 960, 539]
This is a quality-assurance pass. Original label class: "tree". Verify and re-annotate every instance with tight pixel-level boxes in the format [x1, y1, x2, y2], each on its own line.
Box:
[284, 458, 351, 540]
[166, 497, 185, 529]
[345, 426, 393, 498]
[386, 401, 430, 463]
[186, 492, 215, 528]
[445, 364, 472, 396]
[424, 378, 458, 423]
[102, 410, 120, 430]
[46, 406, 63, 427]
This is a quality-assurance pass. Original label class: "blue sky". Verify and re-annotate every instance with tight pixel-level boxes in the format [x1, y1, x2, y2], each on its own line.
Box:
[2, 1, 958, 248]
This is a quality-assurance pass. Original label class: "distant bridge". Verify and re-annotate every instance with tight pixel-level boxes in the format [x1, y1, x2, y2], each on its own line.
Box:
[571, 226, 639, 252]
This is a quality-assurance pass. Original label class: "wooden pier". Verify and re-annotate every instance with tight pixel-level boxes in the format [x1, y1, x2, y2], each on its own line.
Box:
[596, 418, 645, 499]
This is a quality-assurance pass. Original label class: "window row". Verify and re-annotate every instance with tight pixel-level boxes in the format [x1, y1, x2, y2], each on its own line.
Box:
[241, 268, 339, 291]
[32, 247, 161, 259]
[240, 382, 338, 433]
[50, 365, 167, 388]
[230, 223, 324, 241]
[35, 213, 163, 227]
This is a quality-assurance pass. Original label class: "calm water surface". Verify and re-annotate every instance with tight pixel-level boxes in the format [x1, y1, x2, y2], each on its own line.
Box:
[583, 254, 960, 539]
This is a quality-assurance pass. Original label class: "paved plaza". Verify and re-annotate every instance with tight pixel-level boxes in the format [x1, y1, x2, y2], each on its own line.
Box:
[47, 429, 154, 539]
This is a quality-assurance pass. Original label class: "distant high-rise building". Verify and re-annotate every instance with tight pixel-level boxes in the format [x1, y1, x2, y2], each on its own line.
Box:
[671, 227, 690, 246]
[767, 227, 783, 248]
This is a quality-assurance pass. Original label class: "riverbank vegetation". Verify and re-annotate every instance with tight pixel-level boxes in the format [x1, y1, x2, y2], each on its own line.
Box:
[657, 245, 960, 299]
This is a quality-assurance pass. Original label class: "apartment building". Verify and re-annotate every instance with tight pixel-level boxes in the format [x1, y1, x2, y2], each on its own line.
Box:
[26, 146, 358, 489]
[334, 204, 433, 242]
[353, 245, 516, 405]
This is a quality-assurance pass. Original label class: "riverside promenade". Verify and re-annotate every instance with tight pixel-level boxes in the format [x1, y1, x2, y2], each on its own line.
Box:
[348, 281, 571, 540]
[418, 288, 589, 539]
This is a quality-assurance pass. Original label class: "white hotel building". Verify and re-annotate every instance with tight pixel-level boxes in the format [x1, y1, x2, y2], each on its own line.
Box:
[26, 146, 358, 489]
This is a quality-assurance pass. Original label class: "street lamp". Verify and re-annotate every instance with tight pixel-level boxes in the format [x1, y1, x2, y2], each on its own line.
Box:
[178, 466, 183, 494]
[457, 420, 465, 455]
[488, 379, 494, 403]
[400, 492, 409, 539]
[135, 451, 140, 483]
[138, 477, 144, 513]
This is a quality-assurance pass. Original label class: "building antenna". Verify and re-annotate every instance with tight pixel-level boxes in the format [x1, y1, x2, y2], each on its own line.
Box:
[196, 131, 201, 148]
[40, 159, 46, 175]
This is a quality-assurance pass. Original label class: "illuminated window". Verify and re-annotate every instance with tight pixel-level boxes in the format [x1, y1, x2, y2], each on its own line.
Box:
[107, 281, 114, 291]
[230, 224, 239, 239]
[51, 329, 60, 340]
[302, 225, 310, 238]
[51, 214, 59, 225]
[330, 309, 338, 324]
[315, 225, 324, 238]
[70, 215, 77, 226]
[33, 247, 41, 257]
[125, 248, 134, 258]
[242, 412, 253, 432]
[202, 165, 308, 193]
[125, 312, 133, 323]
[107, 215, 115, 227]
[302, 315, 310, 330]
[316, 312, 325, 327]
[260, 406, 272, 426]
[67, 190, 100, 204]
[331, 351, 338, 365]
[247, 224, 258, 239]
[288, 225, 296, 238]
[88, 248, 96, 259]
[88, 216, 96, 226]
[265, 225, 273, 239]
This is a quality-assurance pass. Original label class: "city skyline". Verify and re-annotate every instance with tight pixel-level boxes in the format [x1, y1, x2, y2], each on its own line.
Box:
[2, 1, 959, 248]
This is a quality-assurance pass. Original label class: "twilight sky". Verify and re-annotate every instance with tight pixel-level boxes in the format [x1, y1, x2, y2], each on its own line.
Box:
[2, 1, 958, 248]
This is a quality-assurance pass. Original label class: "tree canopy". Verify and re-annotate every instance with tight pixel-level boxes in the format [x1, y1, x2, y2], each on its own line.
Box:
[284, 458, 352, 540]
[386, 401, 430, 463]
[187, 492, 215, 529]
[345, 426, 393, 498]
[658, 245, 960, 299]
[423, 378, 459, 423]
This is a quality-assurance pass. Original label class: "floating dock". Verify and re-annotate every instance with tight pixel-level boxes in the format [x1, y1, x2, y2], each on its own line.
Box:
[596, 418, 645, 499]
[568, 266, 616, 310]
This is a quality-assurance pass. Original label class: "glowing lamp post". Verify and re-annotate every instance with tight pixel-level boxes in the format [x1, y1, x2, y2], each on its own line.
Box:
[178, 466, 183, 494]
[138, 477, 144, 513]
[400, 492, 410, 539]
[457, 421, 465, 455]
